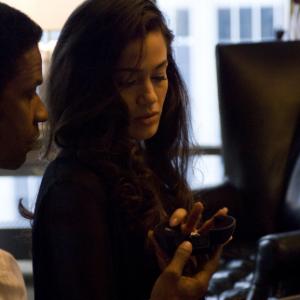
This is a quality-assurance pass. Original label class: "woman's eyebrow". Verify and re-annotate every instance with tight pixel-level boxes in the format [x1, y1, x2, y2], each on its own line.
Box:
[154, 59, 168, 70]
[116, 59, 168, 72]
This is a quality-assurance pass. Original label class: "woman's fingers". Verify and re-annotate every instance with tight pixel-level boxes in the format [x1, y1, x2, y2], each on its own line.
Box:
[193, 244, 223, 283]
[148, 230, 169, 270]
[169, 202, 205, 231]
[182, 202, 204, 234]
[170, 205, 229, 236]
[214, 207, 228, 217]
[164, 241, 193, 276]
[169, 208, 187, 227]
[197, 207, 228, 235]
[149, 242, 195, 300]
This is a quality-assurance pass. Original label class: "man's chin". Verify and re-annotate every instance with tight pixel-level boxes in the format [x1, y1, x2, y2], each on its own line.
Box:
[30, 138, 43, 151]
[0, 155, 26, 170]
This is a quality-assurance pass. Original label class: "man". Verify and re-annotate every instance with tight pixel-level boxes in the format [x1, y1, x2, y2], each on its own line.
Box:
[0, 2, 48, 299]
[0, 3, 48, 170]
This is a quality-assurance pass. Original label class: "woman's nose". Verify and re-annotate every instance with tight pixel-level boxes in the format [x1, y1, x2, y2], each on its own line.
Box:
[137, 78, 158, 105]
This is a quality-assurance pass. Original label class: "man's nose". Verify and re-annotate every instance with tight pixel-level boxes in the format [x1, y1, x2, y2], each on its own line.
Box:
[35, 96, 48, 123]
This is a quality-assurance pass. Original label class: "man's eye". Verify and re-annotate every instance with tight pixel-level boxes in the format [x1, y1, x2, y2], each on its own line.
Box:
[25, 87, 40, 99]
[24, 91, 34, 99]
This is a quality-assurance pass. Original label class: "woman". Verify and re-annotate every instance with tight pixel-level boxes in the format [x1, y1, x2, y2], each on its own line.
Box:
[32, 0, 227, 299]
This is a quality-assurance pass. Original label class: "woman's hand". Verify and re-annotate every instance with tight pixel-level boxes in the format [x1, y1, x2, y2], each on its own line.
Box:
[169, 202, 228, 235]
[149, 240, 223, 300]
[150, 202, 228, 270]
[148, 202, 231, 300]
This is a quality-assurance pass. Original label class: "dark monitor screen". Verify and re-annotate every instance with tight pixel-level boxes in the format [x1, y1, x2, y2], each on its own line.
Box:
[215, 41, 300, 185]
[215, 41, 300, 234]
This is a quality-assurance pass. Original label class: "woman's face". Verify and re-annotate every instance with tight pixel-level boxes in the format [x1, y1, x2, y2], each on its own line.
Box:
[115, 30, 168, 141]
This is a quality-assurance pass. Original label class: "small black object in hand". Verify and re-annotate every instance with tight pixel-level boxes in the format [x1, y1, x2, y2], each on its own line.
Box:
[153, 215, 236, 256]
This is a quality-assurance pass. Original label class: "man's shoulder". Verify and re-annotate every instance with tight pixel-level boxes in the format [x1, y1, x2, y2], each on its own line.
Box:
[0, 249, 27, 295]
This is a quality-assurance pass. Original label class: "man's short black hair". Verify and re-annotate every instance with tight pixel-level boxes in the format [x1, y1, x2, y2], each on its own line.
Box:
[0, 2, 42, 93]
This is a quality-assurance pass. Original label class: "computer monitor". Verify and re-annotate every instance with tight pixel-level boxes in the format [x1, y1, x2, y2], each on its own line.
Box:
[215, 41, 300, 235]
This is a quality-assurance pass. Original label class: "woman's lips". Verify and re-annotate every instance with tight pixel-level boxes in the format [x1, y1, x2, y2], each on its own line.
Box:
[134, 112, 160, 125]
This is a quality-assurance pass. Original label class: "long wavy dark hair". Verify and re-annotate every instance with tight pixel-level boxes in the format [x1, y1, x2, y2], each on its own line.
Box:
[45, 0, 194, 236]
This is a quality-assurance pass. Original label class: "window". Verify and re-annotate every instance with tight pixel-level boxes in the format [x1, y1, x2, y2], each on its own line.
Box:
[218, 9, 231, 42]
[240, 8, 252, 40]
[176, 9, 189, 37]
[157, 0, 290, 189]
[261, 7, 274, 39]
[174, 46, 191, 89]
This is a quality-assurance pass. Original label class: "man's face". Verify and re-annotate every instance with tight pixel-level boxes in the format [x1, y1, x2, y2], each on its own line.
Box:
[0, 45, 48, 169]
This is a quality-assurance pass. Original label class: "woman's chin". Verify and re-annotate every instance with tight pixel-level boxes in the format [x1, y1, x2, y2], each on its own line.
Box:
[129, 126, 159, 141]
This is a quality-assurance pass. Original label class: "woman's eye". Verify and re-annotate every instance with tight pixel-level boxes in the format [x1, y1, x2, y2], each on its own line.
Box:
[117, 79, 137, 88]
[152, 75, 167, 82]
[124, 80, 137, 86]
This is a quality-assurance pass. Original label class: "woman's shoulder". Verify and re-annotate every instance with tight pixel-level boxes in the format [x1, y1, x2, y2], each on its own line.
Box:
[37, 150, 109, 207]
[43, 151, 105, 191]
[33, 151, 111, 222]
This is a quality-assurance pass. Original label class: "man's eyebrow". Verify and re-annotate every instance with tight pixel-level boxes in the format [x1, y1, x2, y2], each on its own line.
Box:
[116, 59, 168, 72]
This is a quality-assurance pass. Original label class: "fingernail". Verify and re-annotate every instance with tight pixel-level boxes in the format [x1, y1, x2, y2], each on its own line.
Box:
[195, 201, 204, 208]
[147, 230, 153, 238]
[170, 217, 179, 227]
[181, 241, 192, 251]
